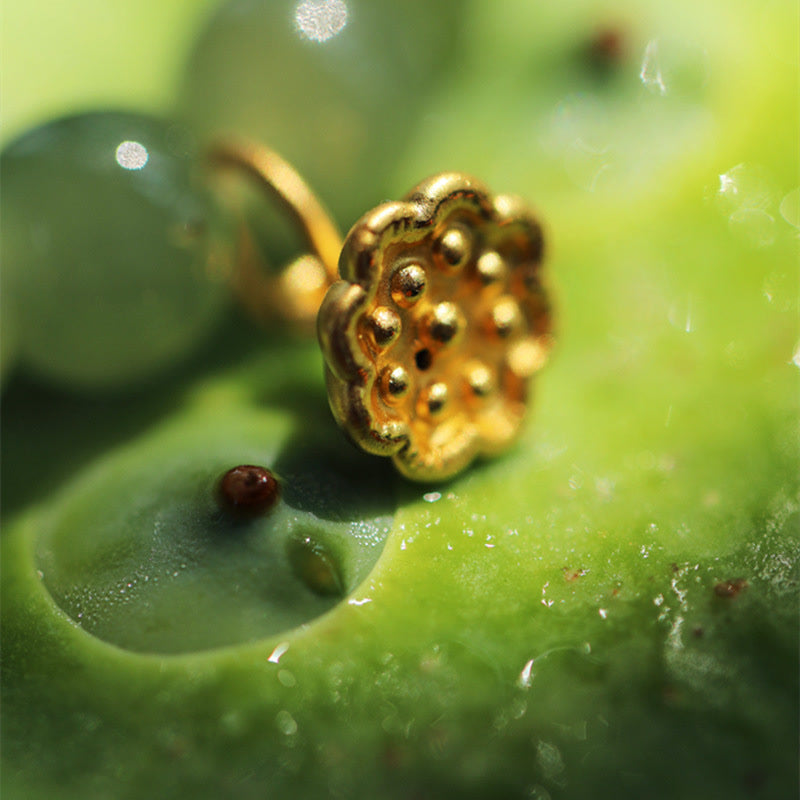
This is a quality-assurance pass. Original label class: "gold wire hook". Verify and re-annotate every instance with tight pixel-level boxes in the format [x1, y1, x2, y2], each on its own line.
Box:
[209, 138, 343, 328]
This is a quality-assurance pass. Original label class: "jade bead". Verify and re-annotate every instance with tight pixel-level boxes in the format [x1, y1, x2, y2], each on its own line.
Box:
[1, 112, 232, 389]
[180, 0, 463, 225]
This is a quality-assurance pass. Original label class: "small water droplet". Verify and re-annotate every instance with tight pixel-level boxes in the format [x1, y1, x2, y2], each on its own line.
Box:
[287, 535, 343, 597]
[518, 658, 535, 688]
[728, 208, 776, 248]
[276, 710, 298, 736]
[779, 188, 800, 228]
[278, 670, 297, 688]
[639, 37, 709, 97]
[598, 608, 608, 619]
[268, 642, 290, 664]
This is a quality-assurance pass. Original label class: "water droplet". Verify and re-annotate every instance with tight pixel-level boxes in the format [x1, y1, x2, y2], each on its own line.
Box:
[728, 208, 776, 248]
[278, 670, 297, 688]
[639, 37, 709, 97]
[535, 740, 566, 785]
[640, 39, 667, 95]
[598, 608, 608, 619]
[779, 188, 800, 228]
[423, 492, 442, 503]
[276, 710, 298, 736]
[518, 658, 535, 688]
[287, 535, 343, 597]
[268, 642, 290, 664]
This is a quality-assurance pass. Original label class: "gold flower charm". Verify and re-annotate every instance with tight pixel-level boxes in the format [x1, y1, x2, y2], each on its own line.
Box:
[318, 173, 553, 482]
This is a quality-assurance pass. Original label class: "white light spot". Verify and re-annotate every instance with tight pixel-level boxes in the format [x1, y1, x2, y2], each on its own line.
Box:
[115, 140, 148, 170]
[294, 0, 347, 43]
[792, 343, 800, 368]
[268, 641, 290, 664]
[640, 39, 667, 95]
[598, 608, 608, 619]
[348, 597, 372, 606]
[423, 491, 442, 503]
[518, 658, 535, 688]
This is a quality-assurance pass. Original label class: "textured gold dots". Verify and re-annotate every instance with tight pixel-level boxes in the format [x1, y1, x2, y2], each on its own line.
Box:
[465, 361, 496, 398]
[476, 251, 508, 285]
[419, 382, 449, 417]
[317, 171, 551, 482]
[490, 297, 523, 338]
[507, 338, 549, 378]
[381, 365, 410, 401]
[391, 263, 427, 307]
[437, 226, 472, 270]
[368, 306, 401, 347]
[426, 301, 465, 346]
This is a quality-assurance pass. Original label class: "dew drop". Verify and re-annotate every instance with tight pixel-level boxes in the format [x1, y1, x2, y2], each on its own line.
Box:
[287, 535, 344, 597]
[779, 188, 800, 228]
[276, 710, 298, 736]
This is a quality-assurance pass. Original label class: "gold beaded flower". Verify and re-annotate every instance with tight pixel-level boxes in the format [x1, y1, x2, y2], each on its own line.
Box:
[318, 173, 553, 482]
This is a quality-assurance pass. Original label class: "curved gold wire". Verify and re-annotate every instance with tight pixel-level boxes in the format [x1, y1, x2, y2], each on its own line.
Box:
[209, 138, 343, 328]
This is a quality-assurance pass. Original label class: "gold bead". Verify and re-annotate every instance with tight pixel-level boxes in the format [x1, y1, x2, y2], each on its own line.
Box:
[425, 301, 465, 346]
[476, 251, 508, 285]
[436, 226, 472, 270]
[368, 306, 401, 347]
[381, 365, 410, 401]
[391, 263, 427, 307]
[490, 297, 523, 339]
[418, 381, 449, 416]
[465, 361, 496, 398]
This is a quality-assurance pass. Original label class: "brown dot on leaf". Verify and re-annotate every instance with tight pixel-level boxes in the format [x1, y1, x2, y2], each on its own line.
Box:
[218, 465, 280, 516]
[586, 26, 626, 71]
[713, 578, 748, 599]
[562, 567, 587, 583]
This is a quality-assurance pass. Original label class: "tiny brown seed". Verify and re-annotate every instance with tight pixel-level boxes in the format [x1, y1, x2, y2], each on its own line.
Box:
[218, 465, 280, 516]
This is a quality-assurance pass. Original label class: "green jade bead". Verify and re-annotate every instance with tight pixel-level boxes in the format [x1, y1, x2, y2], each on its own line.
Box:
[1, 112, 232, 389]
[181, 0, 463, 226]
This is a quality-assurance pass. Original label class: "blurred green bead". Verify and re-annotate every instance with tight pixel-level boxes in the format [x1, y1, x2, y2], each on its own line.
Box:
[1, 112, 232, 389]
[180, 0, 463, 225]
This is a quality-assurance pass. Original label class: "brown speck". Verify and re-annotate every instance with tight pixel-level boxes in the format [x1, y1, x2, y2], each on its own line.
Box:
[692, 626, 705, 638]
[562, 567, 587, 583]
[218, 465, 280, 516]
[713, 578, 748, 599]
[586, 27, 626, 71]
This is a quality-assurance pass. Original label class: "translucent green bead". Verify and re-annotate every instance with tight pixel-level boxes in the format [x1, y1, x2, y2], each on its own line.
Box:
[1, 112, 232, 389]
[181, 0, 463, 225]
